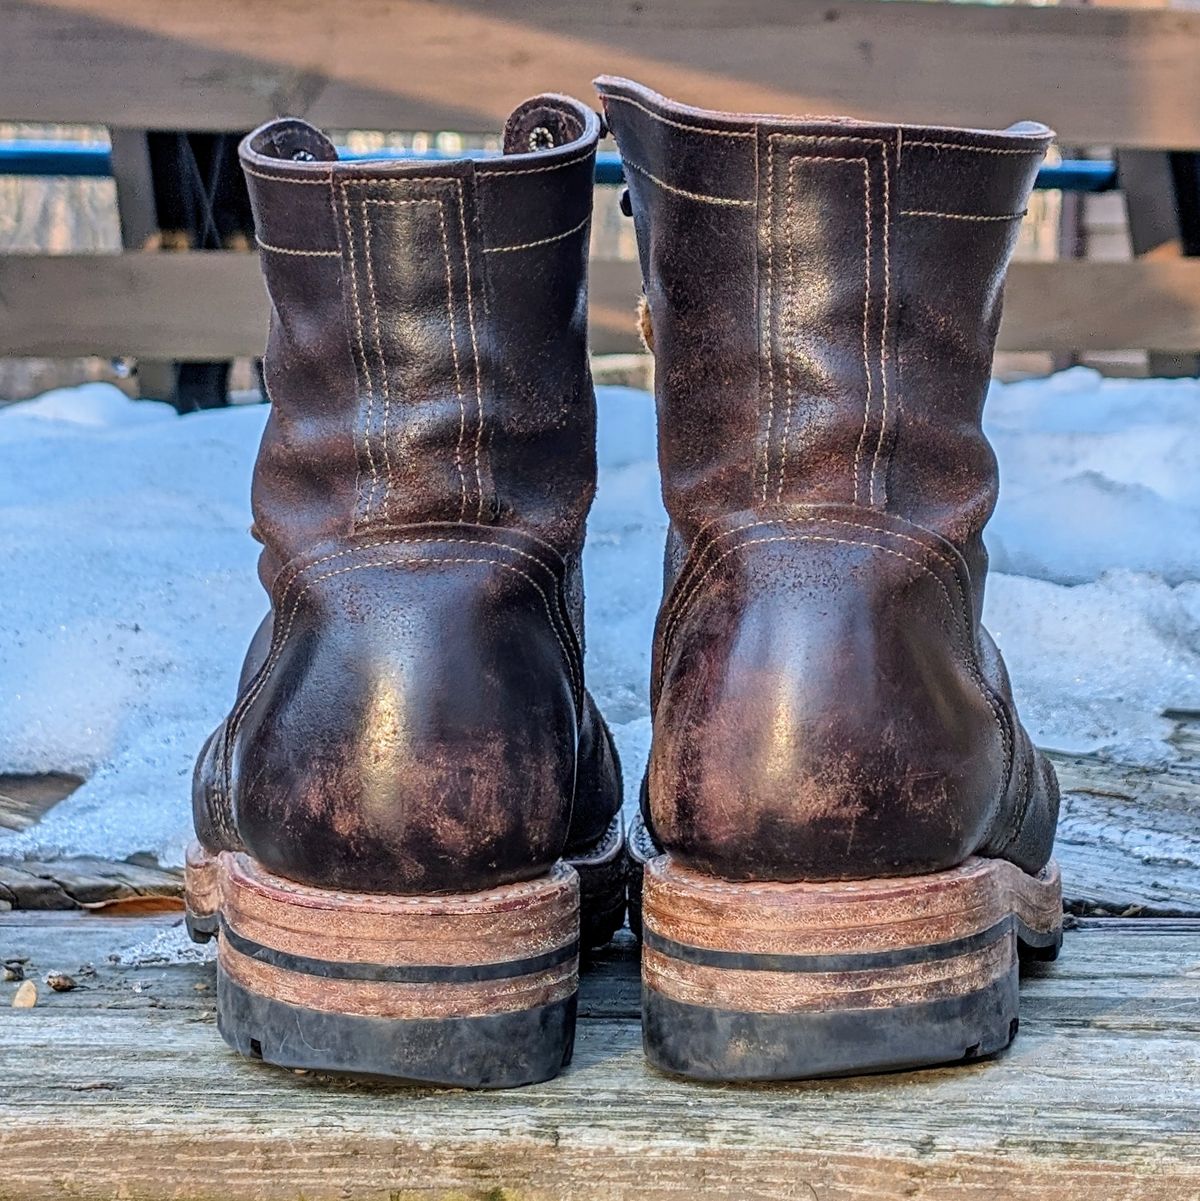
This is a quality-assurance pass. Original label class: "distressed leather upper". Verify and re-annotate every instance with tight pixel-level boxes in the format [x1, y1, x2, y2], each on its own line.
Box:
[193, 97, 621, 894]
[598, 76, 1059, 882]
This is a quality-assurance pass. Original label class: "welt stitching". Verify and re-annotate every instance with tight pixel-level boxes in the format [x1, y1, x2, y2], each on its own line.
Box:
[254, 239, 340, 257]
[901, 209, 1026, 222]
[601, 93, 754, 138]
[482, 212, 591, 254]
[621, 156, 754, 207]
[869, 142, 893, 508]
[475, 150, 595, 177]
[658, 533, 1009, 772]
[222, 540, 577, 798]
[455, 178, 487, 523]
[337, 181, 379, 522]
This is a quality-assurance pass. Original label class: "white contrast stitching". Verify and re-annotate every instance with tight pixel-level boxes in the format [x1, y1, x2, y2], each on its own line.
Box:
[776, 154, 871, 504]
[255, 239, 340, 257]
[658, 532, 1010, 775]
[243, 165, 332, 185]
[221, 539, 581, 801]
[765, 134, 887, 507]
[622, 156, 754, 207]
[906, 141, 1044, 156]
[360, 199, 394, 516]
[337, 181, 379, 521]
[455, 179, 487, 523]
[483, 212, 591, 254]
[900, 209, 1026, 222]
[601, 93, 755, 138]
[475, 150, 595, 177]
[855, 153, 875, 505]
[760, 135, 777, 503]
[869, 143, 893, 508]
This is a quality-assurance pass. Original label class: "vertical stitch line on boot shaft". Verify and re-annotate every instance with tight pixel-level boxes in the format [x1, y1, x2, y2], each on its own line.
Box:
[359, 200, 395, 516]
[776, 155, 871, 505]
[362, 194, 469, 523]
[868, 140, 893, 508]
[759, 136, 777, 505]
[762, 134, 887, 508]
[337, 182, 380, 523]
[455, 179, 488, 523]
[327, 178, 360, 533]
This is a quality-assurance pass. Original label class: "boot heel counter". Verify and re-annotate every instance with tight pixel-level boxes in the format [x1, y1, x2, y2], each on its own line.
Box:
[649, 511, 1013, 880]
[226, 536, 580, 893]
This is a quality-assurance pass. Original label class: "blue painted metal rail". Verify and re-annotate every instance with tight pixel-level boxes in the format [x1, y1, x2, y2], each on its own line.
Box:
[0, 141, 1119, 192]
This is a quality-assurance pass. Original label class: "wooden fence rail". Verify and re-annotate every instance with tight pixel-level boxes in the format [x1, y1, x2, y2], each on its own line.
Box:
[4, 254, 1200, 359]
[2, 0, 1200, 363]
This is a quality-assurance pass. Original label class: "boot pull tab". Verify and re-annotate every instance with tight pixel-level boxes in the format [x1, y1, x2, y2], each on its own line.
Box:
[501, 98, 584, 155]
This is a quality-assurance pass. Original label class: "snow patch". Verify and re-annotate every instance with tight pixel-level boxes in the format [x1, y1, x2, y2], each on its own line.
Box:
[2, 370, 1199, 869]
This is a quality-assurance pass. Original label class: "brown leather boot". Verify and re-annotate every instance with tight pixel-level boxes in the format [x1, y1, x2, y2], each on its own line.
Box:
[185, 96, 624, 1087]
[597, 77, 1062, 1081]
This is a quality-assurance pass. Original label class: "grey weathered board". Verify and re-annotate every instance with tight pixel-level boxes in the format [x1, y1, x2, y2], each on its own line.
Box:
[4, 0, 1200, 149]
[0, 912, 1198, 1199]
[5, 255, 1200, 359]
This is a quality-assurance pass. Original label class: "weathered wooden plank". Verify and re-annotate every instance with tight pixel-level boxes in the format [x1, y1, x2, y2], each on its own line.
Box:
[0, 857, 183, 910]
[1000, 259, 1200, 353]
[1052, 751, 1200, 918]
[3, 1, 1200, 148]
[1, 914, 1198, 1200]
[0, 773, 81, 835]
[0, 252, 269, 360]
[5, 253, 1200, 358]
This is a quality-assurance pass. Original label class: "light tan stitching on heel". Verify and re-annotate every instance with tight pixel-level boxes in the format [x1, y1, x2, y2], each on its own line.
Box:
[337, 181, 379, 522]
[868, 143, 893, 508]
[455, 179, 487, 523]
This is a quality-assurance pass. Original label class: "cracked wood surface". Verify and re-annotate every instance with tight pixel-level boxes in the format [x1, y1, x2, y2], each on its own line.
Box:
[0, 913, 1198, 1200]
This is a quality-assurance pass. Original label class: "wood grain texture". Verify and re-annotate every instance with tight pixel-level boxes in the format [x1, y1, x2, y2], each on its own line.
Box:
[5, 254, 1200, 359]
[3, 1, 1200, 148]
[0, 913, 1198, 1200]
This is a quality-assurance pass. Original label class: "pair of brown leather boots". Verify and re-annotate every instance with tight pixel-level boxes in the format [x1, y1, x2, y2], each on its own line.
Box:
[185, 77, 1062, 1088]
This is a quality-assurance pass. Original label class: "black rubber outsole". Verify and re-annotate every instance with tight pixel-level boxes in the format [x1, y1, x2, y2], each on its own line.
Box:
[218, 974, 577, 1088]
[642, 975, 1021, 1082]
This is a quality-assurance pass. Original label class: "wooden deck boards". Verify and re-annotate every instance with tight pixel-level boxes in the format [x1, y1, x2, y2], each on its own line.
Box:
[1, 912, 1198, 1199]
